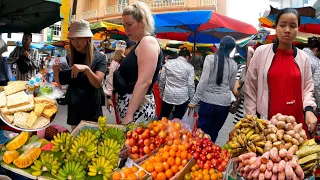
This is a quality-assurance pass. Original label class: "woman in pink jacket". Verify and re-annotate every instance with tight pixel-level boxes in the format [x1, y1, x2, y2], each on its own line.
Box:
[244, 8, 317, 136]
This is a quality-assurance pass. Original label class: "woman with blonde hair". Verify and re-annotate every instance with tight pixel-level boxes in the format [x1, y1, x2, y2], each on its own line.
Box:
[113, 1, 163, 124]
[53, 20, 107, 130]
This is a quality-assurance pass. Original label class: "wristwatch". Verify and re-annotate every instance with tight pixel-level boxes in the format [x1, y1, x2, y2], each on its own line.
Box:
[107, 95, 111, 99]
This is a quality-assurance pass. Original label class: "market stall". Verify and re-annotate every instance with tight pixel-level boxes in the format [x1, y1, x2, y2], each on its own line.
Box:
[0, 79, 319, 180]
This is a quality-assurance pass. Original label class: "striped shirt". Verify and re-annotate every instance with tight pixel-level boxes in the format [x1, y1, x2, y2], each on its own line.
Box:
[9, 46, 40, 81]
[303, 48, 320, 108]
[159, 56, 195, 105]
[191, 54, 238, 106]
[233, 65, 246, 124]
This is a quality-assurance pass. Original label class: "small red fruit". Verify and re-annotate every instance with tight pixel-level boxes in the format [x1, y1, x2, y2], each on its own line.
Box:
[141, 132, 149, 139]
[150, 130, 156, 137]
[126, 131, 132, 138]
[136, 127, 144, 135]
[150, 143, 156, 151]
[131, 146, 139, 154]
[150, 137, 155, 143]
[138, 139, 144, 147]
[128, 139, 136, 147]
[144, 139, 151, 146]
[193, 152, 200, 159]
[143, 146, 151, 154]
[132, 132, 139, 140]
[200, 155, 206, 162]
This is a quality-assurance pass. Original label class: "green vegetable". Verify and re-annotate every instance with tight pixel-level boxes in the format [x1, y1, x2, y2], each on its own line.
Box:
[41, 86, 53, 94]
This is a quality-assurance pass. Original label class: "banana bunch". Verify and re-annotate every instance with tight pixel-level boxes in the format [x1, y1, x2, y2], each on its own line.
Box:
[98, 116, 108, 133]
[88, 156, 113, 180]
[295, 139, 320, 177]
[100, 138, 122, 154]
[70, 135, 98, 159]
[51, 132, 74, 157]
[228, 115, 268, 157]
[79, 128, 101, 139]
[97, 145, 119, 168]
[102, 127, 125, 145]
[65, 153, 90, 168]
[56, 161, 86, 180]
[31, 153, 61, 176]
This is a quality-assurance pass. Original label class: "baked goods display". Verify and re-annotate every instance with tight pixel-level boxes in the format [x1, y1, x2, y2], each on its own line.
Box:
[0, 81, 58, 130]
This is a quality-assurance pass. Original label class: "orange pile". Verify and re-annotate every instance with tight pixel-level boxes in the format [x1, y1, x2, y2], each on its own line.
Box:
[111, 165, 147, 180]
[140, 140, 192, 180]
[186, 164, 223, 180]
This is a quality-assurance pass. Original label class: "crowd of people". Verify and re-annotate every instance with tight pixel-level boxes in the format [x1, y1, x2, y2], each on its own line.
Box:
[1, 1, 320, 143]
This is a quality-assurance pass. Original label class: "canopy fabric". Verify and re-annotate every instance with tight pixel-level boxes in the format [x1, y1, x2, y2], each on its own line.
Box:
[90, 21, 125, 34]
[14, 41, 56, 50]
[259, 6, 320, 35]
[90, 21, 127, 41]
[0, 0, 62, 33]
[154, 10, 258, 43]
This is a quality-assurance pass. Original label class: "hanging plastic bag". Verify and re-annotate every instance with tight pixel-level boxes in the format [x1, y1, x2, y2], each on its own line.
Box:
[181, 108, 197, 131]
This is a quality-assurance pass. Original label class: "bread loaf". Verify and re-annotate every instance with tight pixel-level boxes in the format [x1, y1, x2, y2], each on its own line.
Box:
[6, 91, 30, 109]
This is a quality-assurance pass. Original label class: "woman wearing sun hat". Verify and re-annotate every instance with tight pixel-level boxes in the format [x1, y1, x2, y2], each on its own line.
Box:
[53, 20, 107, 130]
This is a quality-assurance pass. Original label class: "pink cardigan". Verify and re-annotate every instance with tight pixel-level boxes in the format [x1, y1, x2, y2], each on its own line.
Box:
[244, 43, 316, 119]
[104, 60, 120, 96]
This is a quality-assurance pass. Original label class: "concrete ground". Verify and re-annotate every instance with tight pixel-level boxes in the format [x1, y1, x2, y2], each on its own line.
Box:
[53, 105, 234, 146]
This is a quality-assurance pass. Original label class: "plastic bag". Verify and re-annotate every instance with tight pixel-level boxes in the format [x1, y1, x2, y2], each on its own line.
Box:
[181, 108, 197, 131]
[38, 82, 64, 100]
[22, 141, 42, 152]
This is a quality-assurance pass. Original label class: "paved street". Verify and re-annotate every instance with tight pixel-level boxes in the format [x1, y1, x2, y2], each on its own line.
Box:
[53, 105, 234, 146]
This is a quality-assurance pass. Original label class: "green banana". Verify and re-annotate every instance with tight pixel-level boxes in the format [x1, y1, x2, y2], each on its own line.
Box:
[88, 156, 113, 179]
[30, 153, 61, 176]
[57, 161, 86, 180]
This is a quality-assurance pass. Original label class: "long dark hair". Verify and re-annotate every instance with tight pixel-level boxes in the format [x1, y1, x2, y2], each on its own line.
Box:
[216, 36, 236, 85]
[275, 8, 300, 27]
[178, 47, 191, 58]
[306, 36, 320, 50]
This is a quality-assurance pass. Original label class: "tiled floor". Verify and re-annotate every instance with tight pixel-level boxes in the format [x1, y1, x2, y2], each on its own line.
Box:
[53, 105, 234, 146]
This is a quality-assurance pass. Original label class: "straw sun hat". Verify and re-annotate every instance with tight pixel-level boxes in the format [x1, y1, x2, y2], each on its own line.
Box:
[67, 20, 93, 38]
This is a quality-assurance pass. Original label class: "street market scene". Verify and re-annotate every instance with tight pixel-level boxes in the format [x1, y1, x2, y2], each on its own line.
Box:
[1, 0, 320, 179]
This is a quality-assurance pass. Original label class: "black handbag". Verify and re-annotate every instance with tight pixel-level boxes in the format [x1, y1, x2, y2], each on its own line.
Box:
[113, 70, 136, 96]
[113, 70, 128, 96]
[17, 55, 31, 74]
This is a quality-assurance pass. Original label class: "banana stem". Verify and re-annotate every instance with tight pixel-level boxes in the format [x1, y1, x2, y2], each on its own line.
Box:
[42, 166, 48, 171]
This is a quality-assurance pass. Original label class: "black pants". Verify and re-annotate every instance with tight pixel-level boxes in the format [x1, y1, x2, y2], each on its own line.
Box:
[159, 100, 189, 120]
[197, 101, 229, 142]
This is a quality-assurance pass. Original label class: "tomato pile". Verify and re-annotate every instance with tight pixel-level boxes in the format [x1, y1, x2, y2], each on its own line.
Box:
[125, 121, 168, 159]
[188, 137, 230, 172]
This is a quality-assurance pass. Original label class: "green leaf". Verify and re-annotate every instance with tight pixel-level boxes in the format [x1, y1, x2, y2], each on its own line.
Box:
[26, 135, 39, 145]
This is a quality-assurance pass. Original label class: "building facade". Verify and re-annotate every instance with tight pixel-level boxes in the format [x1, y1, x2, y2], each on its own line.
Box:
[71, 0, 227, 24]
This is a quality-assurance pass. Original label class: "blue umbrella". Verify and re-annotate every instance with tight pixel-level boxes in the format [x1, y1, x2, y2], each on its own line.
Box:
[154, 10, 258, 44]
[14, 41, 56, 50]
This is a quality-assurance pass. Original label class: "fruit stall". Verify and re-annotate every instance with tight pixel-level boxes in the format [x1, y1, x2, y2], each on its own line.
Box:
[0, 116, 229, 180]
[0, 103, 319, 180]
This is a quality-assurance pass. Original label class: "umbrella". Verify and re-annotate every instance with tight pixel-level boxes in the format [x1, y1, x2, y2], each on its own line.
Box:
[14, 41, 56, 50]
[0, 0, 62, 33]
[90, 21, 128, 41]
[154, 10, 258, 45]
[259, 6, 320, 34]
